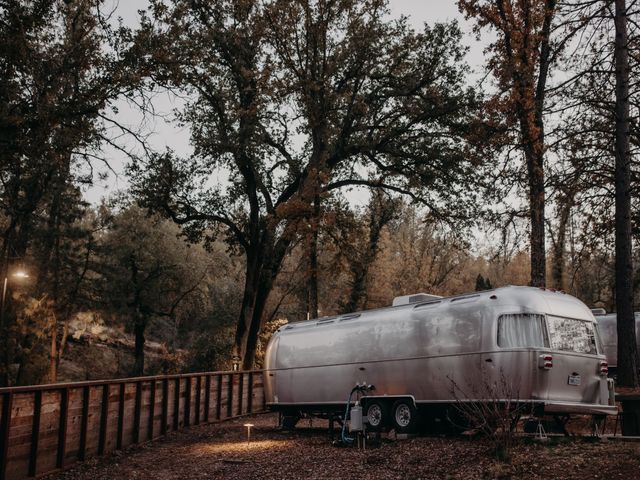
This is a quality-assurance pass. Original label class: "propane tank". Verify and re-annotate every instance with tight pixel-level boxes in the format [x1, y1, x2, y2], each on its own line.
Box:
[608, 378, 615, 406]
[349, 404, 363, 432]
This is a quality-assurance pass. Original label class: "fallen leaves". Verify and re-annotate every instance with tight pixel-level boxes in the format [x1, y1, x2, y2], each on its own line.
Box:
[44, 413, 640, 480]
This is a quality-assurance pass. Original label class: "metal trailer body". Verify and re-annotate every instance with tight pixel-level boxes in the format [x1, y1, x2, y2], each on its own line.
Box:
[595, 312, 640, 372]
[264, 286, 616, 425]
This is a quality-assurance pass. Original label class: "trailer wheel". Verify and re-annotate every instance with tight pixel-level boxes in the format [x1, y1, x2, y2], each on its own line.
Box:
[281, 414, 301, 430]
[391, 399, 417, 433]
[364, 401, 387, 431]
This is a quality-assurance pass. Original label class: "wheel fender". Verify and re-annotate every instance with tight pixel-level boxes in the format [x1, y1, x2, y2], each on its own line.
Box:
[361, 395, 416, 407]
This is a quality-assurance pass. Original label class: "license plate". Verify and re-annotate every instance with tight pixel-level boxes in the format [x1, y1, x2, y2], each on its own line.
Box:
[568, 374, 581, 386]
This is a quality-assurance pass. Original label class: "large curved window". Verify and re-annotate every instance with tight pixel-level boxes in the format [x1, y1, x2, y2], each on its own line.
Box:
[547, 316, 598, 354]
[497, 313, 547, 348]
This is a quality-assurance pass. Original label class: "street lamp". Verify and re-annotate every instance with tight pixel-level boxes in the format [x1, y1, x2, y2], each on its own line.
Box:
[1, 269, 30, 327]
[0, 268, 28, 384]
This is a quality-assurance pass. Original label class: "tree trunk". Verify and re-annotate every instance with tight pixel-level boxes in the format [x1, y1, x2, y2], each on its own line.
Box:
[36, 176, 63, 294]
[614, 0, 638, 388]
[233, 246, 262, 366]
[344, 221, 383, 312]
[521, 121, 547, 288]
[513, 80, 547, 289]
[242, 272, 274, 371]
[49, 317, 58, 383]
[345, 265, 368, 314]
[133, 318, 145, 376]
[344, 192, 397, 312]
[307, 194, 320, 320]
[552, 196, 573, 290]
[55, 320, 69, 381]
[238, 232, 292, 371]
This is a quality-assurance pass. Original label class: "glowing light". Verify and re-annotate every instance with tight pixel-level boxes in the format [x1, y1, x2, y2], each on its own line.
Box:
[12, 271, 29, 278]
[191, 439, 288, 456]
[244, 423, 254, 444]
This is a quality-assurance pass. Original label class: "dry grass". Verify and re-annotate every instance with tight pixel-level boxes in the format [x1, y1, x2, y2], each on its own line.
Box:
[44, 413, 640, 480]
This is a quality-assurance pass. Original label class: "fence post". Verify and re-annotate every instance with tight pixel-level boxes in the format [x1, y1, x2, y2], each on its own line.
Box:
[133, 382, 142, 444]
[56, 388, 68, 469]
[78, 386, 90, 461]
[238, 373, 244, 415]
[148, 380, 156, 440]
[173, 378, 180, 430]
[204, 376, 211, 423]
[117, 383, 125, 450]
[0, 392, 13, 480]
[184, 377, 191, 427]
[27, 390, 42, 476]
[226, 374, 234, 417]
[98, 384, 109, 455]
[194, 376, 201, 425]
[216, 375, 222, 421]
[161, 379, 168, 435]
[247, 372, 254, 414]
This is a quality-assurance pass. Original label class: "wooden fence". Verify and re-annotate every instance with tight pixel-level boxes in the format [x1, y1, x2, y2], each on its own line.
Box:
[0, 370, 265, 480]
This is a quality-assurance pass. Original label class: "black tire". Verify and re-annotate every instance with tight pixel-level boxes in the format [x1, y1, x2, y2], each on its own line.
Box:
[523, 418, 539, 434]
[281, 414, 300, 430]
[364, 400, 388, 431]
[391, 399, 418, 433]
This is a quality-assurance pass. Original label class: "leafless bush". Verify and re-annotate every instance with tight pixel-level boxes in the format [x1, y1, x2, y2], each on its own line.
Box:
[449, 367, 526, 462]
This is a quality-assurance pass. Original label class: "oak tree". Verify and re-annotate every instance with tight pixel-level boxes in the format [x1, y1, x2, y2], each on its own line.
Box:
[133, 0, 479, 368]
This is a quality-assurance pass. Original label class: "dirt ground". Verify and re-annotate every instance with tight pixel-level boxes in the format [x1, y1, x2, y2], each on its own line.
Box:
[45, 413, 640, 480]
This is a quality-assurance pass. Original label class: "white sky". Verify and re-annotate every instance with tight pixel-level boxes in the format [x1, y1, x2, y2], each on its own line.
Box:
[84, 0, 488, 204]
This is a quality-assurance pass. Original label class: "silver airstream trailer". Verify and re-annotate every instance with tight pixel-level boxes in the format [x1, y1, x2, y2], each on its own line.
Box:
[595, 312, 640, 374]
[264, 286, 615, 432]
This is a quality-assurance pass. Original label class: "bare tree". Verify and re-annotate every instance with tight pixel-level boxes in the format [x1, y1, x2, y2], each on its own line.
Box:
[459, 0, 562, 287]
[449, 368, 525, 462]
[341, 192, 401, 313]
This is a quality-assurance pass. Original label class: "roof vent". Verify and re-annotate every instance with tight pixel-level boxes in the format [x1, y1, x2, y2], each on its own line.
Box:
[392, 293, 442, 307]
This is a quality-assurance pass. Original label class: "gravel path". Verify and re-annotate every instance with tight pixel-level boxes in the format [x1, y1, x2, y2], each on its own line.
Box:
[45, 413, 640, 479]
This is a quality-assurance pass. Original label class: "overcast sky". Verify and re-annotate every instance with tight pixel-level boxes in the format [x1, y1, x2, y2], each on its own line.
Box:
[85, 0, 487, 204]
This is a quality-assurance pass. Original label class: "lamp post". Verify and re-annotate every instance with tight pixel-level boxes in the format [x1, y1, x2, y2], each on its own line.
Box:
[0, 269, 29, 328]
[0, 268, 28, 385]
[1, 275, 7, 325]
[244, 423, 254, 445]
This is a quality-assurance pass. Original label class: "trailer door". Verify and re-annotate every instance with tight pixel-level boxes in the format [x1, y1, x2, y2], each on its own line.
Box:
[544, 316, 602, 404]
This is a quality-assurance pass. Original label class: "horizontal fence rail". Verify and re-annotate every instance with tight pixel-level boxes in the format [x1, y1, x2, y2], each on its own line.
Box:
[0, 370, 265, 480]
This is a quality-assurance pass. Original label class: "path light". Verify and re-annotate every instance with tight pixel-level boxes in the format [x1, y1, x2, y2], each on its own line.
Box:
[244, 423, 254, 445]
[232, 355, 241, 372]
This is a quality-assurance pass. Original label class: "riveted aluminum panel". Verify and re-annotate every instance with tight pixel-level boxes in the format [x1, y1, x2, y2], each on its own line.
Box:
[264, 286, 614, 415]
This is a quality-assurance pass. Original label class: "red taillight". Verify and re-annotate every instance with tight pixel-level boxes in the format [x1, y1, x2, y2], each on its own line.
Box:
[599, 361, 608, 376]
[539, 354, 553, 370]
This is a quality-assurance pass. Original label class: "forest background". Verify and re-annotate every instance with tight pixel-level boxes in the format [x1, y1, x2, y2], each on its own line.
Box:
[0, 0, 638, 387]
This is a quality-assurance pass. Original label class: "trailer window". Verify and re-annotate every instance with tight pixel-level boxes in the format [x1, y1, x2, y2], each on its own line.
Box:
[498, 314, 547, 348]
[547, 316, 598, 354]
